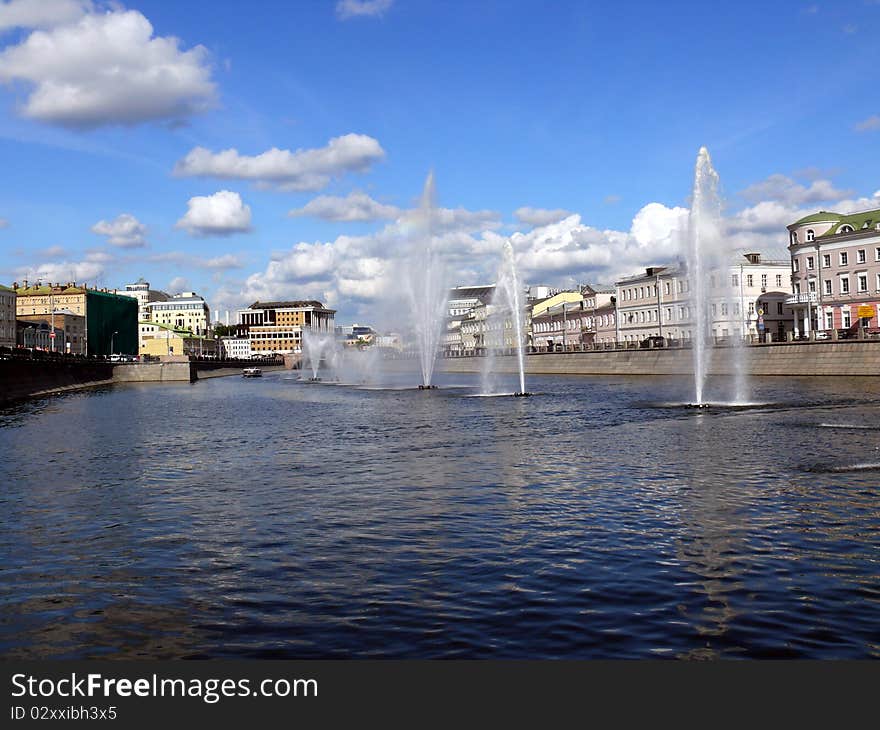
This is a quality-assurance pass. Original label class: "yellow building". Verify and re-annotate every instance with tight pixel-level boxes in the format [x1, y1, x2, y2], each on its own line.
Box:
[530, 291, 583, 319]
[238, 300, 335, 354]
[139, 321, 217, 357]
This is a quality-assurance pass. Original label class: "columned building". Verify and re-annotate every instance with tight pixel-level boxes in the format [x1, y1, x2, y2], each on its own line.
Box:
[236, 300, 335, 355]
[787, 207, 880, 336]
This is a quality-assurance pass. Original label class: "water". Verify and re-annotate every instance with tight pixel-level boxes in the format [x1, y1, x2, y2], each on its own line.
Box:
[482, 241, 527, 396]
[1, 374, 879, 659]
[687, 147, 722, 406]
[302, 329, 339, 380]
[403, 172, 448, 388]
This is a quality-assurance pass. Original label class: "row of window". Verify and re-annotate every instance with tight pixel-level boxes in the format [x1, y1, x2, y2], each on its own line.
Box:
[532, 314, 616, 332]
[795, 273, 880, 296]
[794, 248, 880, 272]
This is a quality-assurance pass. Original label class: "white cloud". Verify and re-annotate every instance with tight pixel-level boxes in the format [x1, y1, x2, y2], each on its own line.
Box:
[290, 191, 401, 222]
[175, 190, 252, 237]
[0, 0, 90, 31]
[16, 258, 107, 285]
[514, 207, 573, 227]
[168, 276, 189, 293]
[0, 8, 216, 128]
[336, 0, 394, 20]
[740, 174, 853, 206]
[173, 134, 386, 192]
[855, 115, 880, 132]
[150, 251, 244, 271]
[91, 213, 147, 248]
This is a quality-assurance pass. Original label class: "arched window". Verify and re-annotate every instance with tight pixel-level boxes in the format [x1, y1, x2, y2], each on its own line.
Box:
[806, 229, 814, 242]
[839, 224, 854, 234]
[791, 231, 798, 244]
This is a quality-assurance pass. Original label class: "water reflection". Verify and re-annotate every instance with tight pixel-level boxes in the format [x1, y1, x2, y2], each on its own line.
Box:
[0, 373, 878, 658]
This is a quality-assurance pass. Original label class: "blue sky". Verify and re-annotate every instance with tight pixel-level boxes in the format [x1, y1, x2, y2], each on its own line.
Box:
[0, 0, 878, 323]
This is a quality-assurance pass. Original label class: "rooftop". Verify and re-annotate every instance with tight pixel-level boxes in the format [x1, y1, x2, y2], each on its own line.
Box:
[790, 207, 880, 238]
[248, 300, 333, 311]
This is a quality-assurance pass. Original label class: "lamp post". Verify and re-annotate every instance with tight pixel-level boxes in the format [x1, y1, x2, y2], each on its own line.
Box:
[110, 330, 118, 358]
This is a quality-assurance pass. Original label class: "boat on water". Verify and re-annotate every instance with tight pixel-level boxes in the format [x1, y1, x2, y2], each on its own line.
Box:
[242, 367, 262, 378]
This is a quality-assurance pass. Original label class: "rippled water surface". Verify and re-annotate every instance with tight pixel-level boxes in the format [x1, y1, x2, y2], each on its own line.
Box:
[1, 371, 878, 658]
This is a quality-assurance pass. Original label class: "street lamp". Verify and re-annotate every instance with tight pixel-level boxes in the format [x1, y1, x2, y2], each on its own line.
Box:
[110, 330, 118, 358]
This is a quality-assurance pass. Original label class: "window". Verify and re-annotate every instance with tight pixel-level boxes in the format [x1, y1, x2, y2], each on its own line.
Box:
[748, 302, 755, 314]
[711, 303, 717, 316]
[840, 276, 850, 294]
[747, 274, 754, 287]
[677, 281, 683, 294]
[858, 249, 866, 263]
[822, 254, 831, 268]
[664, 282, 671, 296]
[843, 310, 851, 328]
[840, 252, 848, 266]
[808, 280, 816, 293]
[839, 225, 854, 234]
[721, 303, 728, 316]
[876, 247, 880, 262]
[858, 274, 868, 293]
[806, 256, 814, 270]
[793, 259, 800, 272]
[776, 274, 783, 287]
[761, 274, 768, 288]
[806, 229, 815, 242]
[824, 279, 832, 296]
[731, 274, 739, 287]
[777, 302, 784, 315]
[791, 231, 799, 244]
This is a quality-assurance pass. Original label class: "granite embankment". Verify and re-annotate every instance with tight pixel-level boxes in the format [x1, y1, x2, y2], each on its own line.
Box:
[433, 340, 880, 377]
[0, 358, 115, 404]
[1, 358, 289, 405]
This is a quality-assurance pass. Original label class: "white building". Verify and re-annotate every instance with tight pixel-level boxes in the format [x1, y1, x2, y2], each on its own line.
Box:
[220, 336, 252, 359]
[0, 284, 16, 348]
[145, 292, 210, 336]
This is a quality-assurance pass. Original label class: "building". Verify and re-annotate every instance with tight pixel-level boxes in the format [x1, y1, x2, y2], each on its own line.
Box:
[787, 207, 880, 336]
[144, 292, 210, 336]
[17, 308, 86, 354]
[139, 321, 217, 357]
[220, 337, 252, 359]
[236, 300, 335, 355]
[16, 319, 64, 350]
[14, 281, 137, 356]
[0, 284, 15, 348]
[615, 254, 792, 344]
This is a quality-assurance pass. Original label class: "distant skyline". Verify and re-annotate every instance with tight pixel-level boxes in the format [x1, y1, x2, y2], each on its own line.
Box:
[1, 0, 878, 323]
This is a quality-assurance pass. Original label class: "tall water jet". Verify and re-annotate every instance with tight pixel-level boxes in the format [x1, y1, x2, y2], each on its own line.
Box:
[302, 329, 338, 381]
[482, 240, 528, 396]
[686, 147, 722, 406]
[403, 172, 448, 388]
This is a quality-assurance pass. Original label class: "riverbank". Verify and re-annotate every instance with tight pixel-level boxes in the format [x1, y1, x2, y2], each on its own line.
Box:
[429, 340, 880, 377]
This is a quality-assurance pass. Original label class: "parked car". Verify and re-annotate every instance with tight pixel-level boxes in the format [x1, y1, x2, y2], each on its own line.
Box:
[639, 336, 666, 349]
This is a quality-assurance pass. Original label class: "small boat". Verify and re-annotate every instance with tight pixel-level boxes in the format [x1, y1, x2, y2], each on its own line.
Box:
[242, 367, 262, 378]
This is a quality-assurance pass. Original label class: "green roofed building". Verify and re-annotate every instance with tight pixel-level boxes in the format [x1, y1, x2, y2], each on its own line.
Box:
[13, 280, 137, 356]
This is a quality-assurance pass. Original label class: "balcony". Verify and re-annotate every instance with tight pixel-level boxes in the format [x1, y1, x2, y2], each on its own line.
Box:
[785, 292, 818, 305]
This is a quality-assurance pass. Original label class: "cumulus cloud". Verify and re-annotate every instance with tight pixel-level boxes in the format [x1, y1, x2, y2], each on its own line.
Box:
[91, 213, 147, 248]
[176, 190, 252, 237]
[336, 0, 394, 20]
[514, 207, 573, 227]
[173, 134, 385, 192]
[289, 191, 401, 222]
[855, 115, 880, 132]
[0, 0, 90, 31]
[740, 173, 853, 206]
[16, 258, 107, 285]
[0, 8, 216, 128]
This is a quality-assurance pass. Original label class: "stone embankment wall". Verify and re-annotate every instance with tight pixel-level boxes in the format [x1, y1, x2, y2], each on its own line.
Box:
[0, 359, 114, 405]
[111, 361, 195, 383]
[434, 341, 880, 377]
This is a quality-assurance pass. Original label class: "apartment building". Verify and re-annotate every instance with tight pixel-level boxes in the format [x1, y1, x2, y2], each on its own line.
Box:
[237, 300, 335, 355]
[787, 207, 880, 335]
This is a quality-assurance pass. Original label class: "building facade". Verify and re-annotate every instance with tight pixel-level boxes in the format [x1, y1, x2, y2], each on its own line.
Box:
[237, 300, 335, 355]
[14, 282, 137, 355]
[220, 336, 252, 359]
[0, 284, 15, 348]
[787, 207, 880, 336]
[16, 309, 86, 354]
[139, 322, 217, 357]
[144, 292, 210, 336]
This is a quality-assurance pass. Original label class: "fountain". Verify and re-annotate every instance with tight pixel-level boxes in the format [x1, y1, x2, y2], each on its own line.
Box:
[403, 172, 448, 389]
[686, 147, 722, 407]
[481, 240, 529, 396]
[685, 147, 751, 408]
[302, 329, 338, 382]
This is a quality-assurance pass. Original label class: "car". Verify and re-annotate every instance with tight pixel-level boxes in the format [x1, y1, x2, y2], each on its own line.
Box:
[639, 336, 666, 349]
